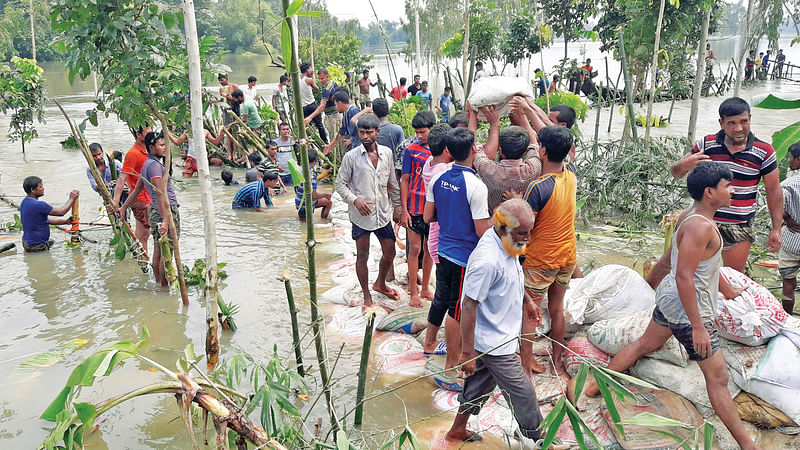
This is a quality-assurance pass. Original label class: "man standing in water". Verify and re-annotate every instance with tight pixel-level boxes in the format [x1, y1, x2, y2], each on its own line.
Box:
[20, 176, 79, 252]
[299, 63, 328, 143]
[356, 70, 375, 109]
[113, 125, 152, 252]
[445, 199, 544, 444]
[584, 162, 761, 450]
[670, 97, 782, 273]
[335, 114, 402, 308]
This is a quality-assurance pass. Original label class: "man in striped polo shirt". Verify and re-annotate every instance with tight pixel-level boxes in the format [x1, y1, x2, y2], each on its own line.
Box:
[670, 97, 783, 272]
[401, 110, 437, 307]
[231, 172, 279, 212]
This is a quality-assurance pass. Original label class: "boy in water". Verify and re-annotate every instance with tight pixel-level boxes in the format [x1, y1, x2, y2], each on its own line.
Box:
[19, 176, 79, 252]
[584, 162, 761, 450]
[295, 149, 332, 222]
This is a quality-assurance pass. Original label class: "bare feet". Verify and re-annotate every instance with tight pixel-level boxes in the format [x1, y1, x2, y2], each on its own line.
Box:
[583, 375, 601, 398]
[528, 358, 547, 374]
[362, 292, 374, 311]
[372, 283, 400, 300]
[445, 429, 482, 442]
[420, 288, 434, 300]
[409, 292, 424, 308]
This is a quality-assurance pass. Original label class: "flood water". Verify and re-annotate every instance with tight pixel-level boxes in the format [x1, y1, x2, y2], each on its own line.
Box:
[2, 41, 800, 448]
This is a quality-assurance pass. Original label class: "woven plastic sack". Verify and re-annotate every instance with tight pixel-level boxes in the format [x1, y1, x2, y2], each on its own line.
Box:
[588, 306, 689, 367]
[467, 76, 534, 121]
[426, 355, 463, 392]
[564, 336, 612, 377]
[716, 267, 789, 346]
[376, 306, 428, 334]
[564, 264, 655, 325]
[373, 332, 427, 377]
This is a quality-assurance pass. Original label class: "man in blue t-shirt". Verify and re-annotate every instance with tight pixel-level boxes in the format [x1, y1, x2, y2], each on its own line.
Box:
[295, 149, 332, 221]
[324, 90, 363, 153]
[232, 173, 279, 211]
[416, 81, 433, 109]
[436, 87, 453, 124]
[423, 127, 491, 377]
[19, 176, 80, 252]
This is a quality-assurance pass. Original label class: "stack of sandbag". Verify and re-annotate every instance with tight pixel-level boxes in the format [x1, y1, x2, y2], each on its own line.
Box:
[716, 267, 790, 346]
[565, 264, 655, 326]
[587, 305, 689, 367]
[724, 330, 800, 426]
[563, 335, 611, 378]
[467, 76, 534, 121]
[376, 306, 428, 334]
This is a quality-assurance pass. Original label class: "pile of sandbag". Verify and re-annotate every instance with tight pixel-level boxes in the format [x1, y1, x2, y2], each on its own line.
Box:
[467, 76, 534, 121]
[716, 267, 790, 346]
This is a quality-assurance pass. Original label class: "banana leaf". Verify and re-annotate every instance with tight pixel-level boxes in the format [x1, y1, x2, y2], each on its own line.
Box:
[752, 93, 800, 110]
[15, 338, 88, 373]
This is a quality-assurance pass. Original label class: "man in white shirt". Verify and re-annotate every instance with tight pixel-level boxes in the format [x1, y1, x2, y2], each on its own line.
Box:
[335, 113, 402, 309]
[445, 198, 544, 443]
[474, 61, 489, 81]
[244, 76, 261, 101]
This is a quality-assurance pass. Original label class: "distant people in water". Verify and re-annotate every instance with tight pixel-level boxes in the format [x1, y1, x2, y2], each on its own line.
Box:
[221, 170, 239, 186]
[20, 176, 79, 252]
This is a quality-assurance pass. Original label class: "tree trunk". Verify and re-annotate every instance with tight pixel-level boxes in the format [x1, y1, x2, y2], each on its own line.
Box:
[415, 11, 422, 77]
[618, 29, 638, 142]
[644, 0, 666, 147]
[182, 0, 220, 369]
[734, 0, 754, 96]
[688, 6, 712, 143]
[461, 0, 471, 102]
[282, 0, 340, 434]
[29, 0, 36, 61]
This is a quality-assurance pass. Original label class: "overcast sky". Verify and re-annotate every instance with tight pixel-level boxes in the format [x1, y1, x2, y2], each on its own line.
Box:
[326, 0, 408, 25]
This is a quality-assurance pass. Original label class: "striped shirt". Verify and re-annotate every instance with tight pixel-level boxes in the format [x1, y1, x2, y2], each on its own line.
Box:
[782, 173, 800, 254]
[473, 142, 541, 214]
[401, 141, 431, 215]
[295, 169, 317, 209]
[692, 131, 777, 224]
[232, 180, 272, 208]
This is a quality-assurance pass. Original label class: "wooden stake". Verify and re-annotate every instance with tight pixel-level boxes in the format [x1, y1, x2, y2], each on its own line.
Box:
[688, 5, 712, 143]
[70, 198, 80, 246]
[354, 310, 376, 427]
[618, 30, 638, 142]
[282, 276, 305, 377]
[644, 0, 667, 147]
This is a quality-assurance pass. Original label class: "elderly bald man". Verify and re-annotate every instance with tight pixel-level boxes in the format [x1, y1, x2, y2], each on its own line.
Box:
[445, 198, 545, 444]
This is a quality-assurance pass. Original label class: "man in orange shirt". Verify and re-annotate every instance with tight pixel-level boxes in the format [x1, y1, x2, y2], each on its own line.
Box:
[522, 126, 576, 375]
[113, 125, 153, 251]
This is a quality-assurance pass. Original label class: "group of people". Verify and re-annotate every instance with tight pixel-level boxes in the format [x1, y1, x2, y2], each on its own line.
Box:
[388, 74, 454, 122]
[745, 48, 787, 80]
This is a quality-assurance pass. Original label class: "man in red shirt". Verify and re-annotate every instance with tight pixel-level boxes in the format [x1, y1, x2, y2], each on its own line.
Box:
[390, 77, 408, 101]
[113, 125, 153, 251]
[669, 97, 782, 273]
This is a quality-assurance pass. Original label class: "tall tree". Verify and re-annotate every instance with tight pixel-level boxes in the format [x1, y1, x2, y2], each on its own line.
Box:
[541, 0, 597, 61]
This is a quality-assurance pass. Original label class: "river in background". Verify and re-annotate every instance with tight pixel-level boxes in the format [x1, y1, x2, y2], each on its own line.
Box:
[2, 38, 800, 448]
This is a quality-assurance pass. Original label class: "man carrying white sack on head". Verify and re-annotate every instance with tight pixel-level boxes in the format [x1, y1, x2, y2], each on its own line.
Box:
[445, 198, 545, 444]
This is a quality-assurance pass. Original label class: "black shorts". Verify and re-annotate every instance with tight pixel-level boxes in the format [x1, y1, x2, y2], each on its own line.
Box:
[427, 256, 466, 326]
[351, 221, 395, 241]
[652, 305, 720, 361]
[408, 214, 429, 237]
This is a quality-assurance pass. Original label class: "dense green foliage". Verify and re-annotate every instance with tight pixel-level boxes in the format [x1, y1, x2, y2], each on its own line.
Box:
[298, 30, 373, 73]
[0, 56, 45, 151]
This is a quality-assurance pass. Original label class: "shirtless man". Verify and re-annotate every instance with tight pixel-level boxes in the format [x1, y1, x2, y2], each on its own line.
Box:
[584, 162, 761, 450]
[357, 69, 376, 109]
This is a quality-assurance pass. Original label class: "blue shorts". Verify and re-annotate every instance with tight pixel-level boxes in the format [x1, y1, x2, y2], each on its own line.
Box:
[652, 305, 720, 361]
[351, 221, 395, 241]
[280, 173, 293, 187]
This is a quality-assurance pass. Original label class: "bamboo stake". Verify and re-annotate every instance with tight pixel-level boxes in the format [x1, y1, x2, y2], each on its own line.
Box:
[644, 0, 667, 148]
[354, 310, 376, 427]
[688, 5, 712, 143]
[69, 198, 80, 246]
[230, 111, 267, 150]
[149, 106, 189, 306]
[182, 0, 220, 369]
[52, 99, 149, 272]
[282, 0, 339, 433]
[618, 29, 638, 142]
[281, 275, 305, 377]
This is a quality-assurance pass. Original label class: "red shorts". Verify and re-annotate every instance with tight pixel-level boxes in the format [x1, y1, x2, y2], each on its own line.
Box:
[183, 156, 198, 177]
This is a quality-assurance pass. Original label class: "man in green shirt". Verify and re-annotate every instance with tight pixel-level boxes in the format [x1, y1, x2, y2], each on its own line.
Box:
[233, 89, 263, 131]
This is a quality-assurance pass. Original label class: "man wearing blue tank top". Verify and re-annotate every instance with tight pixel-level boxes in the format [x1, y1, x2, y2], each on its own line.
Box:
[584, 162, 761, 450]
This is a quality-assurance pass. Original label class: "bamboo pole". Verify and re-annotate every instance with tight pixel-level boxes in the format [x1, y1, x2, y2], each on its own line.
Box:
[282, 276, 306, 377]
[644, 0, 667, 148]
[69, 198, 80, 246]
[354, 310, 376, 428]
[618, 29, 638, 142]
[150, 107, 189, 306]
[28, 0, 36, 62]
[282, 0, 340, 433]
[461, 0, 471, 101]
[734, 0, 754, 96]
[52, 99, 150, 272]
[182, 0, 221, 369]
[688, 5, 712, 143]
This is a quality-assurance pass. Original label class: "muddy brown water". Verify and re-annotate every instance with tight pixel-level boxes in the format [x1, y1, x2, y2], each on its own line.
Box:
[2, 52, 800, 448]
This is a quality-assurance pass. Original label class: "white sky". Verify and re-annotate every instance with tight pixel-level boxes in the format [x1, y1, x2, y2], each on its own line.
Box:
[325, 0, 408, 26]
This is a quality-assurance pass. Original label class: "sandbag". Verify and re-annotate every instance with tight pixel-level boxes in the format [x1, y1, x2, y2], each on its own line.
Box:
[376, 306, 428, 334]
[327, 305, 386, 337]
[725, 332, 800, 425]
[604, 387, 704, 449]
[588, 306, 689, 367]
[530, 371, 571, 405]
[564, 336, 611, 378]
[414, 325, 445, 348]
[715, 267, 789, 346]
[630, 357, 740, 417]
[426, 355, 463, 392]
[467, 76, 534, 121]
[735, 392, 797, 428]
[373, 332, 427, 377]
[564, 264, 655, 326]
[431, 389, 517, 438]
